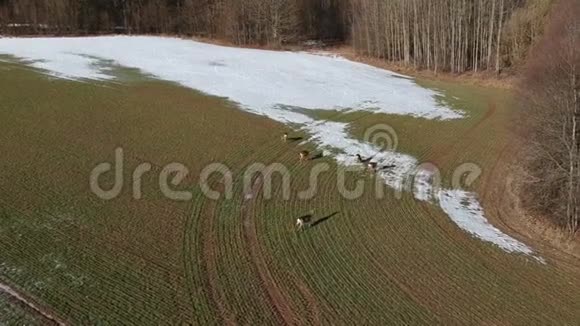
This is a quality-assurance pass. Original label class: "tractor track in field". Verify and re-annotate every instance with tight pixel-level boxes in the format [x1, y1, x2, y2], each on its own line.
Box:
[0, 281, 66, 325]
[189, 139, 322, 325]
[292, 273, 321, 326]
[198, 192, 238, 325]
[241, 174, 298, 325]
[240, 170, 322, 325]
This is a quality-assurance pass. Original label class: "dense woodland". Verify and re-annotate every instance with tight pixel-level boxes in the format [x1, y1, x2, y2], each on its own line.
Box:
[351, 0, 553, 73]
[0, 0, 552, 73]
[0, 0, 578, 235]
[518, 0, 579, 235]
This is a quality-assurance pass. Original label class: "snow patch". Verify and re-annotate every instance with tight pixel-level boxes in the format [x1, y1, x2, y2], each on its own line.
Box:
[0, 36, 462, 120]
[306, 120, 418, 189]
[414, 169, 436, 202]
[438, 190, 544, 263]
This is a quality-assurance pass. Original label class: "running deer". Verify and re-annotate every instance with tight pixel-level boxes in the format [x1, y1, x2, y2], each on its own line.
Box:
[356, 153, 372, 163]
[367, 162, 378, 172]
[296, 216, 311, 231]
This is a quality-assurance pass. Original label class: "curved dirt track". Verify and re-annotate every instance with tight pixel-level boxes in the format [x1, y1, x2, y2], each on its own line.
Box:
[0, 282, 66, 325]
[480, 133, 580, 271]
[241, 175, 299, 325]
[184, 138, 326, 325]
[199, 196, 238, 325]
[241, 173, 323, 326]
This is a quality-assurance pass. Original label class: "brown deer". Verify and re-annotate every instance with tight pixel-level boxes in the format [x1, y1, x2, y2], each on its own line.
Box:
[367, 162, 378, 172]
[282, 132, 288, 142]
[299, 150, 310, 161]
[356, 153, 373, 163]
[296, 215, 312, 231]
[355, 154, 366, 163]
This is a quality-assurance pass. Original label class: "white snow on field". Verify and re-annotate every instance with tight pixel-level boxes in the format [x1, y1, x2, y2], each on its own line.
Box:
[0, 36, 461, 120]
[0, 36, 541, 260]
[306, 121, 418, 188]
[413, 168, 438, 202]
[438, 190, 539, 257]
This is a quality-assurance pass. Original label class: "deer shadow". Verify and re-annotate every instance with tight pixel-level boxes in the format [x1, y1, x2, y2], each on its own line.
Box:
[287, 136, 303, 142]
[381, 164, 397, 170]
[311, 211, 339, 227]
[310, 152, 324, 161]
[356, 154, 376, 164]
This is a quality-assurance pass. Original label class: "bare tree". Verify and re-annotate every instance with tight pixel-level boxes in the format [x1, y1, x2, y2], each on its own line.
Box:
[517, 0, 580, 234]
[0, 0, 555, 75]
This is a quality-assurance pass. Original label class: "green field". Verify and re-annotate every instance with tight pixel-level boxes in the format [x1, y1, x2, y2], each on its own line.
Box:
[1, 60, 580, 324]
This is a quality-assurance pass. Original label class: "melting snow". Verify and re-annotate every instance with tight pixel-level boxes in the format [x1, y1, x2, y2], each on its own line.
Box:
[0, 36, 461, 120]
[438, 190, 539, 258]
[0, 36, 541, 260]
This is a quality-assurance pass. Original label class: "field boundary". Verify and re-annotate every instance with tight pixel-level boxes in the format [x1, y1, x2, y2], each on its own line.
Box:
[480, 129, 580, 268]
[0, 280, 66, 325]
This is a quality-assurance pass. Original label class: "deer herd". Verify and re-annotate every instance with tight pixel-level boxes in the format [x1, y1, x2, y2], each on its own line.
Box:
[284, 132, 378, 171]
[283, 131, 384, 231]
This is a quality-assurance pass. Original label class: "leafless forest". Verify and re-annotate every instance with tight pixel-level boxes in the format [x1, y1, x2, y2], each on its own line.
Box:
[351, 0, 552, 73]
[0, 0, 553, 73]
[518, 0, 579, 235]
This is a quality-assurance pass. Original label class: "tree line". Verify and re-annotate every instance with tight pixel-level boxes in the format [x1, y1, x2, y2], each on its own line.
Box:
[517, 0, 579, 235]
[0, 0, 348, 47]
[350, 0, 552, 73]
[0, 0, 552, 73]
